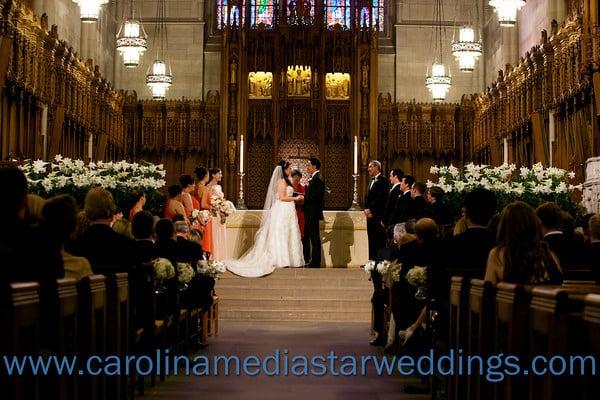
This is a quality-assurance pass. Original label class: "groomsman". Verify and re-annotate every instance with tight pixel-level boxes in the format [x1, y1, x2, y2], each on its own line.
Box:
[364, 160, 388, 346]
[382, 169, 404, 239]
[391, 174, 415, 224]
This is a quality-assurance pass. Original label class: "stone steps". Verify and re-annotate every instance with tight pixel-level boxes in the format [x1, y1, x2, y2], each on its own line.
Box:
[216, 268, 372, 322]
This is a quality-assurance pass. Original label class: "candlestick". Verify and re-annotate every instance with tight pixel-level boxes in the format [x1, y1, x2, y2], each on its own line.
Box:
[348, 174, 362, 211]
[240, 135, 244, 173]
[237, 171, 247, 210]
[353, 136, 358, 175]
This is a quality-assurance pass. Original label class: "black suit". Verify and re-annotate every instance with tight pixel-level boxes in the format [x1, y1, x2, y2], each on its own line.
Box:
[405, 195, 427, 221]
[391, 190, 412, 225]
[587, 242, 600, 281]
[543, 232, 586, 271]
[447, 227, 496, 281]
[364, 174, 389, 259]
[67, 224, 138, 274]
[382, 184, 401, 227]
[303, 171, 326, 267]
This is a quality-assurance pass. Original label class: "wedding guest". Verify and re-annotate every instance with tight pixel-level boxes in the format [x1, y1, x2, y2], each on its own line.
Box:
[155, 218, 202, 265]
[194, 166, 213, 256]
[132, 210, 156, 262]
[447, 188, 497, 280]
[586, 215, 600, 280]
[208, 167, 227, 260]
[129, 190, 145, 221]
[536, 202, 582, 271]
[0, 167, 62, 283]
[291, 169, 305, 237]
[580, 213, 595, 244]
[113, 218, 134, 239]
[364, 160, 389, 347]
[26, 194, 46, 226]
[180, 174, 200, 216]
[75, 210, 90, 238]
[485, 201, 562, 285]
[67, 187, 138, 274]
[41, 195, 92, 281]
[164, 184, 189, 223]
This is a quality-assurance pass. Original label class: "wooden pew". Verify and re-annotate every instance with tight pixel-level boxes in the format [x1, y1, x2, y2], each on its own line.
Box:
[106, 273, 129, 400]
[583, 294, 600, 400]
[528, 286, 600, 400]
[467, 279, 495, 400]
[2, 282, 41, 400]
[448, 276, 468, 400]
[41, 278, 78, 400]
[494, 282, 531, 400]
[77, 275, 107, 400]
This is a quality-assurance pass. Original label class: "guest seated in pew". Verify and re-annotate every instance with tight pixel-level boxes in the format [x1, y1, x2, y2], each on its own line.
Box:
[390, 219, 449, 351]
[132, 210, 157, 262]
[536, 202, 586, 272]
[485, 201, 562, 285]
[579, 213, 595, 244]
[67, 187, 139, 274]
[112, 218, 134, 239]
[41, 195, 92, 281]
[446, 188, 497, 281]
[26, 194, 46, 227]
[0, 167, 63, 283]
[154, 219, 203, 266]
[586, 214, 600, 280]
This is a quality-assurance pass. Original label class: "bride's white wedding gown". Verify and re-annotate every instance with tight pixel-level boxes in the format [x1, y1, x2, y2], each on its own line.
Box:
[225, 185, 305, 277]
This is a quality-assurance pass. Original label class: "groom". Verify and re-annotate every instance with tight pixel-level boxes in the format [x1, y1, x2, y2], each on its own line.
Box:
[303, 157, 325, 268]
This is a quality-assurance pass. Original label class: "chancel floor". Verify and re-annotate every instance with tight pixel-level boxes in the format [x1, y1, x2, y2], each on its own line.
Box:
[143, 321, 430, 400]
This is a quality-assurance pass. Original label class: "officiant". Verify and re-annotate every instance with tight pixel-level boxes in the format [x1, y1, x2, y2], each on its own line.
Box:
[291, 169, 305, 237]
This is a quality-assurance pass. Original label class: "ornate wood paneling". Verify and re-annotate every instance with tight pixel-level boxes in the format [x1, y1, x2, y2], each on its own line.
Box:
[123, 94, 220, 186]
[0, 1, 124, 161]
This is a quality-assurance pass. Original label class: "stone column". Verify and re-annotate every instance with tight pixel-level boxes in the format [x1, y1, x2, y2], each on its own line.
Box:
[583, 157, 600, 214]
[197, 0, 206, 98]
[502, 20, 520, 66]
[32, 0, 44, 17]
[80, 22, 98, 62]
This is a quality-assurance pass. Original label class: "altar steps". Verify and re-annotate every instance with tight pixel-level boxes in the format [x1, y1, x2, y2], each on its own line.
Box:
[216, 268, 372, 322]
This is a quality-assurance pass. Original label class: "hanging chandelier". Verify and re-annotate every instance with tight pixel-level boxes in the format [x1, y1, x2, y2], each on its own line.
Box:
[116, 0, 147, 68]
[489, 0, 526, 27]
[72, 0, 108, 23]
[146, 0, 172, 100]
[451, 26, 482, 72]
[426, 0, 452, 102]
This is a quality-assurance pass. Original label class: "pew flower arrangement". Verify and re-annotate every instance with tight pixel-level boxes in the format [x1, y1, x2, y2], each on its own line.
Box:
[382, 261, 402, 288]
[153, 258, 176, 285]
[362, 260, 376, 273]
[20, 155, 166, 214]
[177, 263, 195, 287]
[406, 266, 427, 287]
[197, 260, 226, 279]
[376, 260, 392, 275]
[427, 163, 582, 219]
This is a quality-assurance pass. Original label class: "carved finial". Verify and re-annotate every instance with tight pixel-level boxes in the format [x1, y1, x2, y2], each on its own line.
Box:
[541, 29, 548, 44]
[41, 13, 48, 30]
[50, 24, 58, 38]
[551, 20, 558, 36]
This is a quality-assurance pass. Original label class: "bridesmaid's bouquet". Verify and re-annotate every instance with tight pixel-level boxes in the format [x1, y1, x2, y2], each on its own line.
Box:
[211, 194, 236, 223]
[191, 209, 211, 226]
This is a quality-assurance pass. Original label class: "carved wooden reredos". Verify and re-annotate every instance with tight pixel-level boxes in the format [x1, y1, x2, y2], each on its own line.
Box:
[220, 1, 379, 209]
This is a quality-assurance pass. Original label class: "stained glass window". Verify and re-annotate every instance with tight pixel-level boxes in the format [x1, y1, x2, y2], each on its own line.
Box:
[250, 0, 274, 27]
[325, 0, 351, 29]
[356, 1, 385, 31]
[217, 0, 245, 29]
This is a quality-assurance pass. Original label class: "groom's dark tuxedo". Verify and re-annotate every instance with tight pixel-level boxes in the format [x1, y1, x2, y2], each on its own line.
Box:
[303, 171, 325, 268]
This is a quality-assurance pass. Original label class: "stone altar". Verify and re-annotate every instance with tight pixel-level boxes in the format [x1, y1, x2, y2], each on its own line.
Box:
[225, 210, 369, 267]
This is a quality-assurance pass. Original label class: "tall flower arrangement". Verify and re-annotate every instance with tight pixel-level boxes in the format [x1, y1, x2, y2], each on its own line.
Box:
[20, 155, 166, 213]
[427, 163, 583, 219]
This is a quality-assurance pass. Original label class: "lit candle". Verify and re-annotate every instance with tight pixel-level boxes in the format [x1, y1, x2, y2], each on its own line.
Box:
[240, 135, 244, 173]
[353, 136, 358, 175]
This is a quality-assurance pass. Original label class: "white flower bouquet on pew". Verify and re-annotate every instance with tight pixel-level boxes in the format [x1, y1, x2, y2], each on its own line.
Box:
[383, 261, 402, 288]
[197, 260, 226, 279]
[362, 260, 376, 273]
[153, 258, 176, 292]
[177, 263, 195, 288]
[406, 266, 427, 287]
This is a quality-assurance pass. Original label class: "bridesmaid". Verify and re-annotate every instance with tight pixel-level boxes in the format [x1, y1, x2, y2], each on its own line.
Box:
[164, 184, 189, 223]
[208, 167, 227, 260]
[129, 190, 145, 221]
[195, 166, 213, 256]
[180, 174, 199, 217]
[291, 169, 305, 238]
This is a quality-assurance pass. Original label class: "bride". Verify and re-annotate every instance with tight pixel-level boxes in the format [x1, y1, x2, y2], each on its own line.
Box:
[225, 161, 306, 277]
